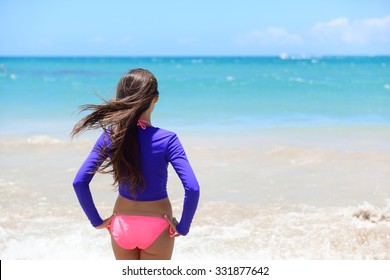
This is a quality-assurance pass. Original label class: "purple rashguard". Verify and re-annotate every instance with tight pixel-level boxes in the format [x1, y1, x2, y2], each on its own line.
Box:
[73, 126, 200, 236]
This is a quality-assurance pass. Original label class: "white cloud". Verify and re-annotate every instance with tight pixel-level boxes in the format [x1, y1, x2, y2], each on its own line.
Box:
[312, 15, 390, 44]
[236, 27, 303, 46]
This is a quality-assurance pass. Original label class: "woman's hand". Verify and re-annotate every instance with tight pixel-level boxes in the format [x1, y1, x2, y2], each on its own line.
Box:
[95, 213, 115, 231]
[164, 215, 181, 237]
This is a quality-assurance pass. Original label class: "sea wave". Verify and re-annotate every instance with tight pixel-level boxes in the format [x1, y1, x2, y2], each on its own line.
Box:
[1, 201, 389, 260]
[177, 202, 390, 260]
[0, 135, 97, 147]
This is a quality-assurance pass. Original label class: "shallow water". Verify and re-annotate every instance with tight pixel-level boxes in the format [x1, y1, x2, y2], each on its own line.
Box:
[1, 130, 389, 260]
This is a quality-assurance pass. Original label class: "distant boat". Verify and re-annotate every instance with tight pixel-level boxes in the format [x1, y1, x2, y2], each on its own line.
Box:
[279, 53, 289, 59]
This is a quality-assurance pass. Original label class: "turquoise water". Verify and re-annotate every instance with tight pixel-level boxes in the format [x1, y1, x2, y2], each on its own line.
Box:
[1, 56, 390, 137]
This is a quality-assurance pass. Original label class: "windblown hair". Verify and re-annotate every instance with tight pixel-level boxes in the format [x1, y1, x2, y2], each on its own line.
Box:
[71, 68, 159, 195]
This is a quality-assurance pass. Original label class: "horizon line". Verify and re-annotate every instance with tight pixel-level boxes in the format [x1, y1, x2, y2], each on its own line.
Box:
[1, 54, 390, 58]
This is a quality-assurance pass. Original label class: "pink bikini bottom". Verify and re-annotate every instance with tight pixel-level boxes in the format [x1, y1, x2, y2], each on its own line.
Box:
[109, 215, 175, 250]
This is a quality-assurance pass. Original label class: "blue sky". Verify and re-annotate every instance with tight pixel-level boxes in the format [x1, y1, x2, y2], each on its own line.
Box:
[1, 0, 389, 56]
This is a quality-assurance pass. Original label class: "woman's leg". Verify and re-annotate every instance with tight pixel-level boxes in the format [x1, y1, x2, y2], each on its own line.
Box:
[140, 227, 175, 260]
[111, 235, 140, 260]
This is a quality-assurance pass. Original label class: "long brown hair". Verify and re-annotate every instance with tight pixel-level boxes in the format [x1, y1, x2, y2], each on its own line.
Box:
[71, 68, 159, 195]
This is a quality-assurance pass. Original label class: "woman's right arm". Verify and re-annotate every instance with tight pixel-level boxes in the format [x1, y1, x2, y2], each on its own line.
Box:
[73, 131, 111, 227]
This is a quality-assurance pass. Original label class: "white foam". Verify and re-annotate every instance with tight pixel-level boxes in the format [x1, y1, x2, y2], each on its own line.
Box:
[174, 202, 390, 260]
[1, 135, 68, 146]
[1, 202, 390, 260]
[350, 201, 390, 224]
[191, 59, 203, 64]
[26, 135, 62, 145]
[0, 214, 112, 260]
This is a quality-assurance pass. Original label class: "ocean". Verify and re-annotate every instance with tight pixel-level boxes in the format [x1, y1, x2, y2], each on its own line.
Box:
[1, 56, 390, 259]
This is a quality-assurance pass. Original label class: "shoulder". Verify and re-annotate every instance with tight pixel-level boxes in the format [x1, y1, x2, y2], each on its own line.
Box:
[152, 127, 178, 141]
[152, 128, 183, 155]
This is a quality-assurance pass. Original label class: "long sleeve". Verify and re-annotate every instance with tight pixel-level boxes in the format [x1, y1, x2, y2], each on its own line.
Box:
[167, 134, 200, 236]
[72, 131, 111, 227]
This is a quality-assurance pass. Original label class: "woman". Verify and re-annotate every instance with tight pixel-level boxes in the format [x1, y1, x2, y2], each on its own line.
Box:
[71, 68, 200, 260]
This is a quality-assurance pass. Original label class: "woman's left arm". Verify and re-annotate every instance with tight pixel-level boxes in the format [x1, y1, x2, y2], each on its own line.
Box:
[167, 134, 200, 236]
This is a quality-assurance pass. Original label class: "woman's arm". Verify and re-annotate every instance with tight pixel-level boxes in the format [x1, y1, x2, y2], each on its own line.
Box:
[73, 131, 111, 227]
[167, 134, 200, 236]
